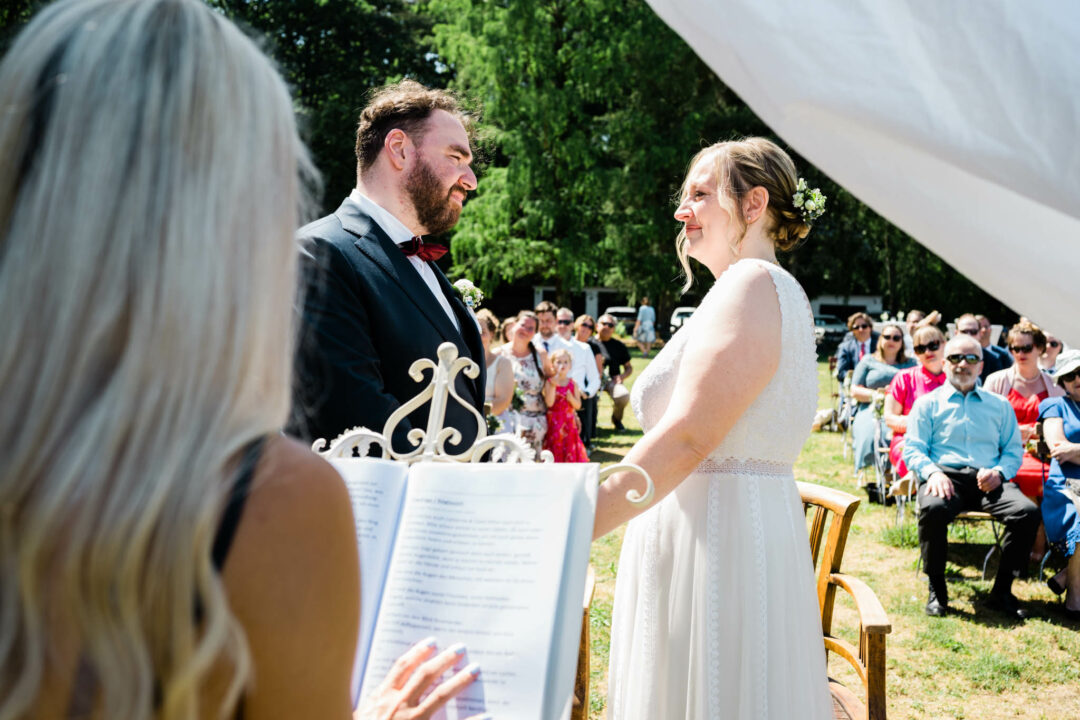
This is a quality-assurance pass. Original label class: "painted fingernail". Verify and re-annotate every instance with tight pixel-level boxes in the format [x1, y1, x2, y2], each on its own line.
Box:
[465, 662, 481, 677]
[447, 642, 467, 656]
[420, 636, 437, 649]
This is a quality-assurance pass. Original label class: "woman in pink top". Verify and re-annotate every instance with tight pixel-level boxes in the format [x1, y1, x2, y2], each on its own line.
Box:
[884, 325, 947, 479]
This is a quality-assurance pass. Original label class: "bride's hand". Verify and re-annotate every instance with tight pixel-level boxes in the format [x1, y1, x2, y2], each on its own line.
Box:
[355, 639, 483, 720]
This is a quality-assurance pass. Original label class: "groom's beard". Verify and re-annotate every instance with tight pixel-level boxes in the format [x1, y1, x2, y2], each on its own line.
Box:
[406, 157, 466, 236]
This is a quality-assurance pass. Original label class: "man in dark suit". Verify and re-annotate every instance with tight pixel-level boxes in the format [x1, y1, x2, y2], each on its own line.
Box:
[956, 313, 1011, 381]
[834, 311, 879, 381]
[287, 81, 485, 453]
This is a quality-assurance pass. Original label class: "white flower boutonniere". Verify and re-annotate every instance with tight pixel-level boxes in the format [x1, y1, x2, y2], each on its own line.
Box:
[453, 278, 484, 309]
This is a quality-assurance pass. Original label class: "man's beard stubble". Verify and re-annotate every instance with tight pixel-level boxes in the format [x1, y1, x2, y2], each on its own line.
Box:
[406, 157, 465, 237]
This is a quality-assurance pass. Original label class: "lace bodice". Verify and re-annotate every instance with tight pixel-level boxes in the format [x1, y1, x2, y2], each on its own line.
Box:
[629, 259, 818, 466]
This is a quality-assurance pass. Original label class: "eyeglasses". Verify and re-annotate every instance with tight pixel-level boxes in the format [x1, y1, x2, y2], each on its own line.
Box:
[958, 328, 980, 337]
[913, 340, 942, 355]
[946, 353, 981, 365]
[1048, 340, 1062, 349]
[600, 321, 615, 327]
[881, 333, 904, 342]
[1060, 370, 1080, 384]
[852, 324, 871, 331]
[1010, 344, 1034, 354]
[557, 319, 573, 325]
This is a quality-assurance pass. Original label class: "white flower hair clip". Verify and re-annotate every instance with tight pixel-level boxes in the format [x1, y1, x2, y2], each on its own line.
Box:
[792, 178, 826, 224]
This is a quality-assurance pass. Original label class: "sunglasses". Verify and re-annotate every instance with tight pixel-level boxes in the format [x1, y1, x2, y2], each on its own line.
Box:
[1060, 370, 1080, 384]
[600, 321, 615, 327]
[958, 328, 980, 337]
[557, 319, 573, 325]
[852, 324, 872, 331]
[580, 323, 595, 330]
[913, 340, 942, 355]
[946, 353, 981, 365]
[1048, 340, 1062, 349]
[1010, 344, 1034, 354]
[881, 333, 904, 342]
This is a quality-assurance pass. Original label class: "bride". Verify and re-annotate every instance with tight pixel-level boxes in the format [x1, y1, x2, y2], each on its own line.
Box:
[594, 138, 833, 719]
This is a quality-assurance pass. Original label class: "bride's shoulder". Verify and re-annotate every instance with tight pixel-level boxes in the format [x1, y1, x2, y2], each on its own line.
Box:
[701, 259, 782, 307]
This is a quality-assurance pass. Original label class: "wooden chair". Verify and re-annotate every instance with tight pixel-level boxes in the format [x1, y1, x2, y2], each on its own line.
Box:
[570, 565, 596, 720]
[798, 481, 892, 720]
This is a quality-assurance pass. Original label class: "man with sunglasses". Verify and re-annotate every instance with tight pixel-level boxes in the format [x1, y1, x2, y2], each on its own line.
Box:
[956, 313, 1012, 381]
[835, 312, 879, 382]
[903, 335, 1038, 619]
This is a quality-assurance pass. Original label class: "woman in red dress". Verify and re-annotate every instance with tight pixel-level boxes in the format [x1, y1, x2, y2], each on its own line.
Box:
[985, 321, 1065, 499]
[884, 325, 947, 479]
[543, 349, 589, 462]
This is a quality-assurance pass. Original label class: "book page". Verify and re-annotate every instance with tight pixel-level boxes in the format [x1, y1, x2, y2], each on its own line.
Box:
[359, 463, 591, 720]
[329, 458, 410, 707]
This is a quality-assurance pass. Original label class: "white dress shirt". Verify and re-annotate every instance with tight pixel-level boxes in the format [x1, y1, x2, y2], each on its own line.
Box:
[349, 189, 459, 331]
[533, 332, 570, 355]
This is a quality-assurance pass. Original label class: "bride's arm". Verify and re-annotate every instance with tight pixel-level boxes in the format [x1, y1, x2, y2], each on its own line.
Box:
[593, 264, 782, 539]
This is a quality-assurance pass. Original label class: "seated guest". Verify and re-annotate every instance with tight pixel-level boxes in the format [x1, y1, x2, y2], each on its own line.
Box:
[884, 325, 947, 481]
[477, 308, 515, 417]
[904, 335, 1037, 619]
[975, 313, 1013, 380]
[1039, 351, 1080, 616]
[834, 311, 879, 381]
[0, 1, 477, 717]
[850, 323, 915, 473]
[597, 313, 634, 432]
[984, 320, 1064, 500]
[1041, 332, 1064, 371]
[903, 309, 926, 355]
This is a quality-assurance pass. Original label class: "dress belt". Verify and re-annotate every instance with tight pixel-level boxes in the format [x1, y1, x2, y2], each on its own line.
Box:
[696, 457, 791, 476]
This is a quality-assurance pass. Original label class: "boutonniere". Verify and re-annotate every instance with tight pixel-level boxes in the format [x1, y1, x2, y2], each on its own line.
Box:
[453, 278, 484, 309]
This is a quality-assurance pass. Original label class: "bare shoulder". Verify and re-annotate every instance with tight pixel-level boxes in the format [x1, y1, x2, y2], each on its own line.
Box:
[222, 434, 358, 717]
[693, 260, 782, 349]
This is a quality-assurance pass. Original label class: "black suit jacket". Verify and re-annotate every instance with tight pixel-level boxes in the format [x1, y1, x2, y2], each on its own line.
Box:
[835, 331, 880, 381]
[287, 198, 486, 453]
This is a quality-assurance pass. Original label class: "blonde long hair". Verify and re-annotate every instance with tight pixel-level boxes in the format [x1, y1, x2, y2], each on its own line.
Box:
[0, 1, 315, 718]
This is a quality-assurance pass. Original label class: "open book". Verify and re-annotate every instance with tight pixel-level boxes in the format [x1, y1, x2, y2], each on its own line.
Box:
[332, 458, 598, 720]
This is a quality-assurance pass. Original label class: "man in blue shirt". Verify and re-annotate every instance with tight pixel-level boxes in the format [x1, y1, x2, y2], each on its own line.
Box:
[904, 335, 1039, 619]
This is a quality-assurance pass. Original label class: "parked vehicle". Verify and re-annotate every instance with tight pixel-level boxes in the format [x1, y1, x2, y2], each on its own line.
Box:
[602, 306, 637, 336]
[669, 306, 696, 335]
[814, 314, 847, 344]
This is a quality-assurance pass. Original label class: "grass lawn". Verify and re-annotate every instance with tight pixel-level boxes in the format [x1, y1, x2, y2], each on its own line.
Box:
[586, 348, 1080, 720]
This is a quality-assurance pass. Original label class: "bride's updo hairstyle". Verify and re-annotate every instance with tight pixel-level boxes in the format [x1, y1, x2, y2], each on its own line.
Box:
[676, 137, 810, 290]
[0, 0, 315, 717]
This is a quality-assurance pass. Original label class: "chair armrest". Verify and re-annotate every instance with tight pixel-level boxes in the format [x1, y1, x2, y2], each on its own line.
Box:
[829, 572, 891, 634]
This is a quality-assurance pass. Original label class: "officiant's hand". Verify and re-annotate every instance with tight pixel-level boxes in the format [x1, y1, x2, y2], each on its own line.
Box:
[355, 638, 486, 720]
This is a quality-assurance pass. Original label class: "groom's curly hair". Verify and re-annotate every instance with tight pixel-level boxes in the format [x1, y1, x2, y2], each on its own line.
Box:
[355, 80, 473, 171]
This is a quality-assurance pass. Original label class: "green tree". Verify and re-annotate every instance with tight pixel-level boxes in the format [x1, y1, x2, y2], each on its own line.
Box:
[208, 0, 441, 211]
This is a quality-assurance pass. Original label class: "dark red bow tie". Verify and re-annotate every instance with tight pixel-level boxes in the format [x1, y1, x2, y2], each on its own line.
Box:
[398, 236, 447, 262]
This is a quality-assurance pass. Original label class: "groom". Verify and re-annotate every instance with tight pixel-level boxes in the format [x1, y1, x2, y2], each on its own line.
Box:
[287, 81, 485, 454]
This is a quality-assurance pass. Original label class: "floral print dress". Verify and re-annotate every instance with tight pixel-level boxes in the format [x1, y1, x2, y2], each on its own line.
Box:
[499, 346, 547, 454]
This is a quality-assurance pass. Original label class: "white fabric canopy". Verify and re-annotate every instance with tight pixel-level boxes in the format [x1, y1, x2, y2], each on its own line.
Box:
[647, 0, 1080, 345]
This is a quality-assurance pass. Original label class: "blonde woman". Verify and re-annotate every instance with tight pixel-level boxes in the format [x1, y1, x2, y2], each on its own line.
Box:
[0, 2, 479, 719]
[597, 139, 831, 719]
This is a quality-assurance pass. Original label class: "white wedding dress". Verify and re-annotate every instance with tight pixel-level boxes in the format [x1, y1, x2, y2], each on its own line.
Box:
[606, 258, 832, 720]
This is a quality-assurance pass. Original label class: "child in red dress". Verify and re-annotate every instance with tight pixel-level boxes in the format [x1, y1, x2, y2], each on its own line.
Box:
[543, 349, 589, 462]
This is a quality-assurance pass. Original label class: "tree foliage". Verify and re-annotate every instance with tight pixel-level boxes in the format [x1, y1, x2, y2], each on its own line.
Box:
[0, 0, 1015, 323]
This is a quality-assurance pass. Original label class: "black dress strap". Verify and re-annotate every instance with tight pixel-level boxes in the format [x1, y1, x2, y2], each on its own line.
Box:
[212, 436, 268, 571]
